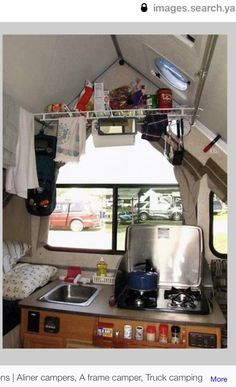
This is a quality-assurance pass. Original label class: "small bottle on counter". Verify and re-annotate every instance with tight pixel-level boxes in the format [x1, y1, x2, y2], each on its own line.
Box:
[159, 324, 168, 344]
[135, 326, 144, 341]
[124, 325, 132, 340]
[171, 326, 181, 344]
[146, 325, 156, 342]
[96, 257, 107, 276]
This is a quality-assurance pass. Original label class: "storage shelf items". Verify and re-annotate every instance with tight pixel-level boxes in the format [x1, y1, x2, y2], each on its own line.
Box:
[34, 107, 202, 122]
[93, 320, 187, 348]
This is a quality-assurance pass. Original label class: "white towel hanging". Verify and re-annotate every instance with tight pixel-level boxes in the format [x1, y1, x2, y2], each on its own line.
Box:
[6, 108, 39, 199]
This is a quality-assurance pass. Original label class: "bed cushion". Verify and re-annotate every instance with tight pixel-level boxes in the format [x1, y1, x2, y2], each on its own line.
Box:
[3, 240, 31, 273]
[3, 263, 58, 300]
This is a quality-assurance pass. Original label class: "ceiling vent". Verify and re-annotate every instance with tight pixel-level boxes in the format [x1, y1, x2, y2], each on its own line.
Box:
[153, 57, 190, 91]
[143, 44, 192, 100]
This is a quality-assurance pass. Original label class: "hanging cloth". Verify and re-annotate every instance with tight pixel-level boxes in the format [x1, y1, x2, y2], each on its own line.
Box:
[141, 114, 168, 142]
[6, 108, 39, 199]
[55, 116, 87, 163]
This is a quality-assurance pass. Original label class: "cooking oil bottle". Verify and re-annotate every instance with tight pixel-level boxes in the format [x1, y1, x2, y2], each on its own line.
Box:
[96, 257, 107, 276]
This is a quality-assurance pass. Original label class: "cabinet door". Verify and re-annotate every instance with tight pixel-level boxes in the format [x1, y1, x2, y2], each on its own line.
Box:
[65, 339, 97, 348]
[21, 308, 98, 348]
[59, 314, 97, 343]
[23, 334, 64, 348]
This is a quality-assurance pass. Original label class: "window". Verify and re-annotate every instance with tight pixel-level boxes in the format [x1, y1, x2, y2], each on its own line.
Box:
[48, 187, 113, 249]
[154, 58, 190, 91]
[48, 185, 183, 252]
[116, 185, 183, 251]
[47, 133, 181, 252]
[210, 192, 227, 257]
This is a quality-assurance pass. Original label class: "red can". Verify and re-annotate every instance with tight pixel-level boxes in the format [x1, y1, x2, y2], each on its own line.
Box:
[157, 88, 172, 112]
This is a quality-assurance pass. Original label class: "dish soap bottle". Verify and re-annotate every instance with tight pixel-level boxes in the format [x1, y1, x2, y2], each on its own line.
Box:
[96, 257, 107, 277]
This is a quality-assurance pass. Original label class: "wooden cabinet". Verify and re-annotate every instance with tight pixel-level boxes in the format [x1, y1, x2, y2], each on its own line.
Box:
[21, 308, 222, 349]
[23, 333, 64, 348]
[21, 308, 97, 348]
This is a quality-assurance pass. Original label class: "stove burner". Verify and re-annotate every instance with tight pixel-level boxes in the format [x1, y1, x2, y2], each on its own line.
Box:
[135, 298, 145, 307]
[117, 288, 158, 309]
[164, 287, 201, 310]
[117, 286, 210, 314]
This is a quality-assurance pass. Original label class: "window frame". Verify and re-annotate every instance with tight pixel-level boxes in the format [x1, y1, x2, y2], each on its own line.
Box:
[209, 191, 227, 259]
[46, 183, 182, 254]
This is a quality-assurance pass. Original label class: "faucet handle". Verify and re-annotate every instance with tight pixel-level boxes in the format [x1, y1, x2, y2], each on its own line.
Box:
[73, 274, 82, 284]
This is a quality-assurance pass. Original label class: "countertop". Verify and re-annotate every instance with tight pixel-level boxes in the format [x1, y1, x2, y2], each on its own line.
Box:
[19, 280, 226, 327]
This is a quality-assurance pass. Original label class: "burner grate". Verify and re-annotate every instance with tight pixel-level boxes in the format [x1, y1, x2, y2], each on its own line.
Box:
[117, 288, 158, 309]
[117, 286, 210, 314]
[164, 287, 202, 310]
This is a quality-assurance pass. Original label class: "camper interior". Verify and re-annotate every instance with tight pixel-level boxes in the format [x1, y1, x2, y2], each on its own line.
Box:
[2, 34, 227, 349]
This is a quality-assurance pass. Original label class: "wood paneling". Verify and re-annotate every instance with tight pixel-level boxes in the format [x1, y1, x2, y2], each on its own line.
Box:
[21, 308, 222, 349]
[21, 308, 97, 348]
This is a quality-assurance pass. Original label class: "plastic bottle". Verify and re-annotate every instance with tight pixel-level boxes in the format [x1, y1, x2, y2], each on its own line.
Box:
[74, 80, 94, 111]
[146, 325, 156, 342]
[171, 326, 180, 344]
[159, 324, 168, 343]
[96, 257, 107, 277]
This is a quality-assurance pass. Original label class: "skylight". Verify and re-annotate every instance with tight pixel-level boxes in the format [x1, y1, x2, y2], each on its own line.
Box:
[154, 58, 190, 91]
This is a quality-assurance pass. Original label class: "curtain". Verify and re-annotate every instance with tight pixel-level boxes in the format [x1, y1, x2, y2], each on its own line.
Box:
[3, 196, 32, 243]
[150, 138, 204, 225]
[205, 158, 227, 202]
[174, 165, 200, 225]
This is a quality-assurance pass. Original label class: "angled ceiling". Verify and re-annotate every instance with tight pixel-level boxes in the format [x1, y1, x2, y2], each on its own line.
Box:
[3, 34, 227, 141]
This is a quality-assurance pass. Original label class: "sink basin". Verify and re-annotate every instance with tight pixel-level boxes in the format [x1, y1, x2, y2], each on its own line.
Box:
[38, 283, 100, 306]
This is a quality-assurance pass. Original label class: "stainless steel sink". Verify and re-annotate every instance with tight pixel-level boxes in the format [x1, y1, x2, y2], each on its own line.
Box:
[38, 283, 100, 306]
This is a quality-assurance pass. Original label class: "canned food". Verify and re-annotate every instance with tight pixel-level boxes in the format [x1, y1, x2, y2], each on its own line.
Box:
[145, 94, 157, 109]
[135, 325, 144, 341]
[146, 325, 156, 342]
[157, 88, 172, 112]
[124, 325, 132, 339]
[46, 103, 65, 113]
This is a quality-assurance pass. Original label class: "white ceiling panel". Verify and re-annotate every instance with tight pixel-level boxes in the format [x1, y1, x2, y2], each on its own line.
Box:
[3, 35, 117, 112]
[3, 34, 227, 142]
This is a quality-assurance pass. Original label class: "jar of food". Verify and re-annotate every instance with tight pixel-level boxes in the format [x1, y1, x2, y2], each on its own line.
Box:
[171, 325, 181, 344]
[157, 88, 172, 112]
[159, 324, 168, 343]
[124, 325, 132, 340]
[145, 94, 157, 109]
[146, 325, 156, 342]
[135, 325, 144, 341]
